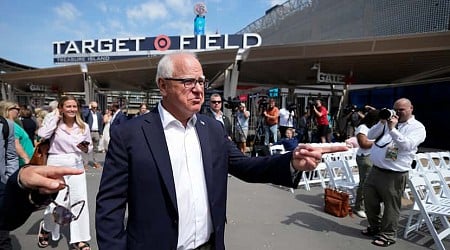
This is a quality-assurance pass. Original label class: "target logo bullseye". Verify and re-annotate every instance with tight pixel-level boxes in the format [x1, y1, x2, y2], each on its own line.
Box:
[154, 35, 171, 51]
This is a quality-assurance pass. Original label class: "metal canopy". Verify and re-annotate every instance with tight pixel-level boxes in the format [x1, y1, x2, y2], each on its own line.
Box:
[0, 64, 84, 92]
[86, 49, 238, 91]
[238, 32, 450, 88]
[1, 32, 449, 93]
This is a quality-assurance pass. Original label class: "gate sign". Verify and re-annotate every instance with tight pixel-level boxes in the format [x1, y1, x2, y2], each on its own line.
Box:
[317, 72, 345, 84]
[53, 33, 262, 64]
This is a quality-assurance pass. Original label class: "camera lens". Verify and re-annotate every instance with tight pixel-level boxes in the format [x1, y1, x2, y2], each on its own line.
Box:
[379, 108, 395, 120]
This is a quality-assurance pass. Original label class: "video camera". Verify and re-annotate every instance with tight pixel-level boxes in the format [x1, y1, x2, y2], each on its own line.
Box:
[287, 103, 297, 112]
[343, 104, 360, 115]
[379, 108, 396, 120]
[224, 97, 241, 110]
[258, 96, 269, 111]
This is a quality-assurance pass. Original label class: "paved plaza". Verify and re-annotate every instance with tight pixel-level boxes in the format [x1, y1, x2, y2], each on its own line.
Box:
[9, 154, 450, 249]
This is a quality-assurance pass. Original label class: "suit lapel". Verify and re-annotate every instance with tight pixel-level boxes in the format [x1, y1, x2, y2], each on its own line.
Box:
[142, 110, 178, 212]
[195, 117, 214, 204]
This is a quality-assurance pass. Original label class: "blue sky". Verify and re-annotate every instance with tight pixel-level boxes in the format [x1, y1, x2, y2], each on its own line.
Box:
[0, 0, 285, 68]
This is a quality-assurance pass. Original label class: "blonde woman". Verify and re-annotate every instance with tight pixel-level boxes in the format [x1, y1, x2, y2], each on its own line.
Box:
[0, 101, 34, 167]
[37, 96, 92, 250]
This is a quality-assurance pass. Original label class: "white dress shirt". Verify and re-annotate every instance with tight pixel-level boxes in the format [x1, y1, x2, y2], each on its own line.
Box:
[158, 103, 212, 250]
[91, 111, 99, 131]
[368, 116, 426, 172]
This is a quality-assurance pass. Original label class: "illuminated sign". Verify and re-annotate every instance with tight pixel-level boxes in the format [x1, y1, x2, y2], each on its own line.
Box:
[53, 33, 262, 64]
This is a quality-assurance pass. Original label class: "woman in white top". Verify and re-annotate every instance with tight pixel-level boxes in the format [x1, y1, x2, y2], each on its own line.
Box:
[354, 110, 379, 218]
[37, 95, 92, 250]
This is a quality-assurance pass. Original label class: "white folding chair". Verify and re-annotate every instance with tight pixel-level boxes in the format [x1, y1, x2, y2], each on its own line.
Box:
[303, 162, 328, 189]
[269, 144, 286, 155]
[404, 173, 450, 250]
[344, 159, 359, 184]
[439, 151, 450, 169]
[325, 160, 358, 205]
[415, 153, 434, 172]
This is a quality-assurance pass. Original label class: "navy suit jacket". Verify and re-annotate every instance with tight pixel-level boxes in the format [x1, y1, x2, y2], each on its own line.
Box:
[109, 110, 127, 132]
[86, 110, 104, 134]
[96, 108, 297, 250]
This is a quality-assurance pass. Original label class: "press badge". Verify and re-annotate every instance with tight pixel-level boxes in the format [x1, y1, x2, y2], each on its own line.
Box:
[385, 144, 398, 161]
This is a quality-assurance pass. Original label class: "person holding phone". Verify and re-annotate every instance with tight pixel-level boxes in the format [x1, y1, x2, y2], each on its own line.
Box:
[37, 95, 93, 250]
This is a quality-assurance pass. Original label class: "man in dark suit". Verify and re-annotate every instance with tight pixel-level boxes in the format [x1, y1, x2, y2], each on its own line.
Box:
[204, 93, 232, 138]
[86, 101, 104, 168]
[109, 101, 127, 133]
[96, 52, 347, 250]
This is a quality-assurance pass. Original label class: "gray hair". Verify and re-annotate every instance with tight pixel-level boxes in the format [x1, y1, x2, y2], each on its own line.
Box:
[155, 52, 198, 85]
[49, 100, 58, 111]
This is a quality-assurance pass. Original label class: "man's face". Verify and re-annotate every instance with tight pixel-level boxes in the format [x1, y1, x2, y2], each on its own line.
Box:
[159, 54, 205, 121]
[394, 100, 413, 123]
[210, 97, 222, 112]
[269, 100, 275, 108]
[91, 102, 98, 111]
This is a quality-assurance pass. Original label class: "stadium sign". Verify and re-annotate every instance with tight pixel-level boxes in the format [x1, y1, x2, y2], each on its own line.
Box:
[53, 33, 262, 64]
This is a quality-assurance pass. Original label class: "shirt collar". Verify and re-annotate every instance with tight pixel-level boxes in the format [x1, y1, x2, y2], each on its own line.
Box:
[158, 101, 197, 129]
[209, 107, 222, 116]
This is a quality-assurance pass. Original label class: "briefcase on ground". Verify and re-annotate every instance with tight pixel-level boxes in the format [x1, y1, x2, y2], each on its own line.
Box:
[324, 188, 352, 217]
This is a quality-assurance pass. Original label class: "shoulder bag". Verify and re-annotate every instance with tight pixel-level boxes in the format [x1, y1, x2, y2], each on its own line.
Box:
[29, 139, 51, 165]
[324, 187, 353, 217]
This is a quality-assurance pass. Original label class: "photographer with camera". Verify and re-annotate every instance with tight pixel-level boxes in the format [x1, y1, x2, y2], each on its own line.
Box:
[312, 99, 329, 143]
[263, 99, 280, 146]
[362, 98, 426, 247]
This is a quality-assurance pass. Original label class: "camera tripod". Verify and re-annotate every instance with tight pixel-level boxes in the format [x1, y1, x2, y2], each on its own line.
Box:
[250, 114, 268, 157]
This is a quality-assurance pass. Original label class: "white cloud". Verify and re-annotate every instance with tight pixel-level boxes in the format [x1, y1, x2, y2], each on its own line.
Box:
[166, 0, 192, 13]
[53, 2, 81, 21]
[127, 1, 168, 22]
[165, 19, 193, 35]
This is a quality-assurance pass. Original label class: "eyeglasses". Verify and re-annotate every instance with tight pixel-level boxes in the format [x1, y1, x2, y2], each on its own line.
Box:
[51, 184, 85, 225]
[211, 101, 222, 104]
[8, 107, 20, 111]
[163, 76, 209, 89]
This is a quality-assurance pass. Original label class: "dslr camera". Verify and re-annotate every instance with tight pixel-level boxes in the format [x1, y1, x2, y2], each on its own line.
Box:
[379, 108, 396, 120]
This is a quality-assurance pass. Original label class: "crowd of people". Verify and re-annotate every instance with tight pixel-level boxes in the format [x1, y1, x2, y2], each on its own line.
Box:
[0, 51, 427, 250]
[0, 97, 125, 249]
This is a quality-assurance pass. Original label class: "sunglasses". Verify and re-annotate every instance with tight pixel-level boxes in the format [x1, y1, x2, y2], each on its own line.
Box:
[51, 184, 85, 225]
[211, 101, 222, 104]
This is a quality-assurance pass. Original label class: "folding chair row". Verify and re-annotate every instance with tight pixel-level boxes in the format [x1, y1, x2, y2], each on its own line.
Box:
[404, 172, 450, 250]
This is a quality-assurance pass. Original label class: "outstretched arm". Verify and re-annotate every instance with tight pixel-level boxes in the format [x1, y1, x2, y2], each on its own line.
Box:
[291, 144, 348, 171]
[0, 165, 83, 230]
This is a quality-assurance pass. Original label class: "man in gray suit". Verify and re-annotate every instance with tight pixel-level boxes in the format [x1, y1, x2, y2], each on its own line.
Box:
[0, 116, 19, 250]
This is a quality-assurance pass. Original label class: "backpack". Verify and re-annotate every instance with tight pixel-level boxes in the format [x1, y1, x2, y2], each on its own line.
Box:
[0, 116, 9, 153]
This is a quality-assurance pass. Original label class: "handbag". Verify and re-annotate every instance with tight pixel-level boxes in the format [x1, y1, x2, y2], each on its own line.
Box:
[324, 188, 352, 217]
[29, 139, 51, 165]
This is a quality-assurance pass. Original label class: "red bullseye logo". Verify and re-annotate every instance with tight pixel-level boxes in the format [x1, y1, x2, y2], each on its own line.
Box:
[154, 35, 171, 51]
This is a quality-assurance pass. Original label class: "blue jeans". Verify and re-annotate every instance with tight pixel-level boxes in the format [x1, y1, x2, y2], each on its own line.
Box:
[264, 124, 278, 145]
